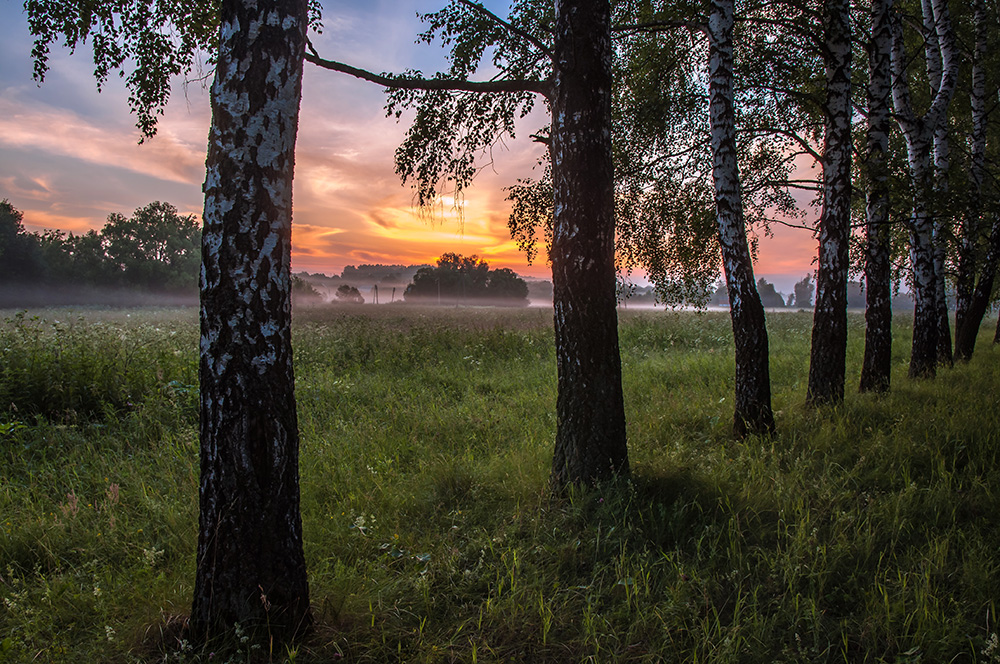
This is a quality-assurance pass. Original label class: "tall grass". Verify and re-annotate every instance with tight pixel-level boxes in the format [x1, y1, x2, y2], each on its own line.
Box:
[1, 306, 998, 662]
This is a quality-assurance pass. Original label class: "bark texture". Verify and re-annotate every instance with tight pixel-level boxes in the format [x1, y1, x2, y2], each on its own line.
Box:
[917, 0, 953, 366]
[954, 0, 994, 361]
[191, 0, 310, 641]
[889, 0, 958, 378]
[860, 0, 894, 393]
[956, 217, 1000, 357]
[708, 0, 774, 437]
[549, 0, 629, 488]
[807, 0, 852, 405]
[955, 222, 1000, 358]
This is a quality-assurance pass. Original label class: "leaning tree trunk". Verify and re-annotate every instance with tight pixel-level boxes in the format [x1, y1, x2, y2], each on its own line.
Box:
[956, 221, 1000, 358]
[807, 0, 853, 405]
[190, 0, 310, 642]
[549, 0, 629, 488]
[889, 0, 957, 378]
[860, 0, 894, 393]
[954, 0, 991, 361]
[708, 0, 775, 437]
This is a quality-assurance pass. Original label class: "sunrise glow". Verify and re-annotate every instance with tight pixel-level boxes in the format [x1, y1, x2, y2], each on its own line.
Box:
[0, 0, 817, 294]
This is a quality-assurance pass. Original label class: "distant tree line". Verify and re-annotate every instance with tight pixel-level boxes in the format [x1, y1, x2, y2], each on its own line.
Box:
[292, 254, 533, 307]
[0, 200, 200, 291]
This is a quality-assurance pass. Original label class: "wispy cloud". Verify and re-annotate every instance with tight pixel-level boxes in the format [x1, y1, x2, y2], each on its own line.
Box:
[0, 97, 206, 185]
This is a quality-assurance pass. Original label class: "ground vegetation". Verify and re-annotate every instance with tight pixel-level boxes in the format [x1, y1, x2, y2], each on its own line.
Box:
[1, 306, 998, 662]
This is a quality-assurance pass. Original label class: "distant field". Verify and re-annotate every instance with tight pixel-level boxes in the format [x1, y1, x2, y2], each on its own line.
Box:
[1, 305, 999, 663]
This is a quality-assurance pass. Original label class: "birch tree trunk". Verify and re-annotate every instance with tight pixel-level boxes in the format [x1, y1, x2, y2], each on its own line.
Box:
[889, 0, 958, 378]
[929, 3, 953, 367]
[708, 0, 775, 437]
[191, 0, 310, 641]
[807, 0, 852, 405]
[860, 0, 894, 393]
[953, 0, 995, 361]
[549, 0, 629, 488]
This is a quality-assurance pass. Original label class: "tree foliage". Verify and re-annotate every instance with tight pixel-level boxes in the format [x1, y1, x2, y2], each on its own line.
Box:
[756, 277, 786, 308]
[375, 0, 553, 207]
[404, 252, 529, 305]
[23, 0, 322, 139]
[335, 283, 365, 303]
[0, 200, 45, 281]
[0, 200, 199, 290]
[791, 274, 815, 308]
[24, 0, 219, 139]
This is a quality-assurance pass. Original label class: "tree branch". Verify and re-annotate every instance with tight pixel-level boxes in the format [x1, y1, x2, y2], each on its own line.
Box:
[613, 20, 708, 38]
[454, 0, 553, 60]
[747, 126, 823, 162]
[304, 45, 552, 98]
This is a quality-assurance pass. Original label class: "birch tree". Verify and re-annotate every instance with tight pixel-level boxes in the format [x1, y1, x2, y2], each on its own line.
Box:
[513, 0, 798, 436]
[806, 0, 852, 405]
[23, 0, 314, 643]
[191, 0, 311, 641]
[859, 0, 895, 393]
[924, 0, 954, 367]
[889, 0, 959, 378]
[708, 0, 775, 434]
[548, 0, 629, 485]
[953, 0, 1000, 361]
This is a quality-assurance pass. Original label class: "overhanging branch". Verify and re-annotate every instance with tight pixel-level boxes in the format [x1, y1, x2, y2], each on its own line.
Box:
[304, 46, 552, 99]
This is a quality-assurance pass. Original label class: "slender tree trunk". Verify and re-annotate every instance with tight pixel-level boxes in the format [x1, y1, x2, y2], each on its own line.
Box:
[190, 0, 310, 642]
[808, 0, 853, 405]
[889, 0, 957, 378]
[933, 232, 953, 364]
[920, 0, 952, 366]
[954, 0, 991, 361]
[708, 0, 774, 437]
[932, 110, 953, 367]
[860, 0, 894, 393]
[549, 0, 629, 488]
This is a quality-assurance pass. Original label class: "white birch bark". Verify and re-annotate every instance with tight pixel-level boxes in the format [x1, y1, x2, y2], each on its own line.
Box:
[954, 0, 996, 360]
[889, 0, 958, 377]
[708, 0, 774, 435]
[860, 0, 894, 393]
[807, 0, 852, 405]
[192, 0, 310, 641]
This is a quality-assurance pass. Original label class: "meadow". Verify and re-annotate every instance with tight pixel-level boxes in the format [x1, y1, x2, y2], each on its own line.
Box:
[1, 305, 999, 663]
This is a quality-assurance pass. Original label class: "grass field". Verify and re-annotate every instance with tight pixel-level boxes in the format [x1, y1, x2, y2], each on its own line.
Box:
[1, 305, 999, 663]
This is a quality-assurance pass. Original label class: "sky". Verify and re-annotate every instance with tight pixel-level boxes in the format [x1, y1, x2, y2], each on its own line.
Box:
[0, 0, 818, 295]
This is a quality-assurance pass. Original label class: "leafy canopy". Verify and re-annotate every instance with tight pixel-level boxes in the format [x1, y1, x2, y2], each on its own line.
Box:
[23, 0, 323, 139]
